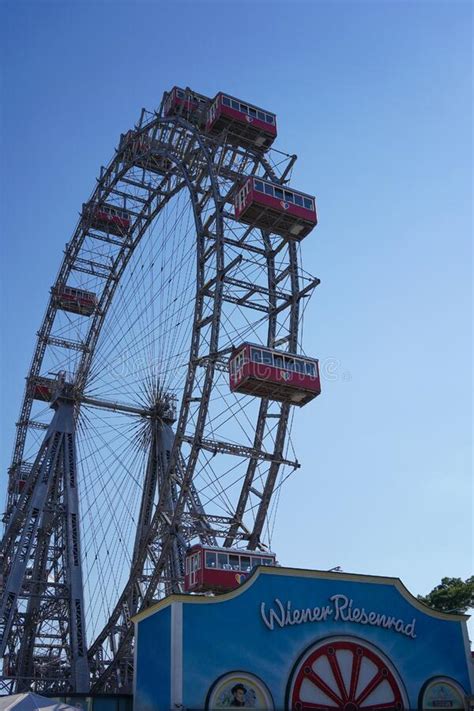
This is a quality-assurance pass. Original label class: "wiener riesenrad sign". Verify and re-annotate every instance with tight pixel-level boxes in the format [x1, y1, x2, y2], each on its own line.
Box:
[260, 593, 418, 639]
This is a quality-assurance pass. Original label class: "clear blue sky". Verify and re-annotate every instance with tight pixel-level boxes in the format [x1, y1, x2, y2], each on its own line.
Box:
[1, 0, 472, 627]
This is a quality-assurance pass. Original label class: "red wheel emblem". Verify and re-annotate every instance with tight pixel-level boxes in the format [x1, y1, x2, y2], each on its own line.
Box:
[290, 638, 405, 710]
[280, 200, 290, 210]
[245, 115, 254, 123]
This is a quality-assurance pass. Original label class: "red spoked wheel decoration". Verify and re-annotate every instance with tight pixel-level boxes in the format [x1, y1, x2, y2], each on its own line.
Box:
[290, 638, 405, 710]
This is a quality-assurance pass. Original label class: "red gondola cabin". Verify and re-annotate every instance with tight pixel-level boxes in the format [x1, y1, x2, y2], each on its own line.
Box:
[120, 130, 173, 175]
[229, 343, 321, 406]
[184, 544, 276, 593]
[8, 464, 31, 496]
[163, 86, 209, 126]
[52, 285, 97, 317]
[31, 376, 55, 402]
[83, 202, 131, 237]
[206, 93, 277, 150]
[234, 177, 317, 240]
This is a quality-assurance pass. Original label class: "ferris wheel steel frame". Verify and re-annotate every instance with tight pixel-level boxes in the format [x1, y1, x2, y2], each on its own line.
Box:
[0, 89, 320, 693]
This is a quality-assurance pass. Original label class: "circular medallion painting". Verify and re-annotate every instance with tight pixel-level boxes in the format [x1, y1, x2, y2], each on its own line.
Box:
[420, 677, 466, 709]
[207, 671, 274, 709]
[288, 637, 408, 710]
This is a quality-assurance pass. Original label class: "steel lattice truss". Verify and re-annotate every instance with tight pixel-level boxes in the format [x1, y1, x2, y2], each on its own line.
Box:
[0, 89, 319, 693]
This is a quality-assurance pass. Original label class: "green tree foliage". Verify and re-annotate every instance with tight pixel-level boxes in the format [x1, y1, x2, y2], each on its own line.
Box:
[418, 576, 474, 614]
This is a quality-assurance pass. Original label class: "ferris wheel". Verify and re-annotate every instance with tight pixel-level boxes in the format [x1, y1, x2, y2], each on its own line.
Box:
[0, 87, 320, 694]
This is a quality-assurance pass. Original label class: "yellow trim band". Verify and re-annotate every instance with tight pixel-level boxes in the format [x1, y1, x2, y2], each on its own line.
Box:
[133, 566, 469, 624]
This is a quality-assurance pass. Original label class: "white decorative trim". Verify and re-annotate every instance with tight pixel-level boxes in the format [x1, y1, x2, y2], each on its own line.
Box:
[133, 621, 138, 704]
[171, 602, 183, 707]
[461, 620, 474, 693]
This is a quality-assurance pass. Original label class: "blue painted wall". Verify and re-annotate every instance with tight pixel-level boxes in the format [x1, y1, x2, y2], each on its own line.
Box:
[134, 569, 472, 710]
[135, 604, 171, 710]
